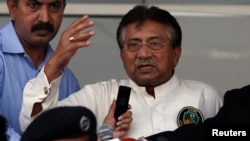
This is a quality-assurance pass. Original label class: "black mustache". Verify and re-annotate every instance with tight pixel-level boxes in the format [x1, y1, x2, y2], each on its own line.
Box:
[31, 22, 54, 32]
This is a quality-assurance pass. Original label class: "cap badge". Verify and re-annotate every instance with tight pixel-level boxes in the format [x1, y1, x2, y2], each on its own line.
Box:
[80, 116, 91, 131]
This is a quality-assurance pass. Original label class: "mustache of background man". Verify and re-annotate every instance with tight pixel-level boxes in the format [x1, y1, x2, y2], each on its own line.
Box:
[31, 22, 54, 33]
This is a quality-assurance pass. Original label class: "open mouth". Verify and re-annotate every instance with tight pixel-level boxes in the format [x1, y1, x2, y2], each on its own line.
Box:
[138, 64, 154, 73]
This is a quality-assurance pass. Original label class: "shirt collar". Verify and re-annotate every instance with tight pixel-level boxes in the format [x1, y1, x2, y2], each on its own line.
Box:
[1, 21, 24, 54]
[129, 73, 180, 96]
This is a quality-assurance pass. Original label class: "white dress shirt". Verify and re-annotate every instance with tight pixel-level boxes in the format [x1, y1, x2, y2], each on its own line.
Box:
[20, 67, 223, 139]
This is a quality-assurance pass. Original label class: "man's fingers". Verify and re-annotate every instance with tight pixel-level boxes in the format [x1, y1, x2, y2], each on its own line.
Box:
[68, 15, 90, 30]
[116, 111, 133, 130]
[63, 15, 95, 43]
[68, 30, 96, 48]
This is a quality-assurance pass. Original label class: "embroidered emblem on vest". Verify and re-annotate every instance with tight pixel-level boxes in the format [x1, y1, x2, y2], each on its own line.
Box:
[177, 106, 204, 127]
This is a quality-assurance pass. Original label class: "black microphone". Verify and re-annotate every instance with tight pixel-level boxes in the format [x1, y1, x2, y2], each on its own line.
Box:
[114, 86, 131, 121]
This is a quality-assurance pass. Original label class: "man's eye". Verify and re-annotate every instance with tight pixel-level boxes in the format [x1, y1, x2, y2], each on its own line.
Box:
[50, 3, 61, 10]
[29, 3, 39, 9]
[128, 43, 140, 48]
[148, 41, 163, 50]
[149, 41, 161, 46]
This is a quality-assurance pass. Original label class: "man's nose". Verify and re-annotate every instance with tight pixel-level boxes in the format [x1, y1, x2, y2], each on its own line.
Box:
[38, 7, 51, 23]
[137, 44, 152, 58]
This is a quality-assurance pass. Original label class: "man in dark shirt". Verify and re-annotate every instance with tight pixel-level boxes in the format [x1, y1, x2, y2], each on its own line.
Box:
[146, 85, 250, 141]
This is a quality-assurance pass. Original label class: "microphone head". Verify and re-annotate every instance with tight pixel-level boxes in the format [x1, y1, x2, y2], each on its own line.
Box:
[97, 124, 113, 141]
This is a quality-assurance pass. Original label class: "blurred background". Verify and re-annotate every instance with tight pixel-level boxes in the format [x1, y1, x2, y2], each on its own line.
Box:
[1, 0, 250, 94]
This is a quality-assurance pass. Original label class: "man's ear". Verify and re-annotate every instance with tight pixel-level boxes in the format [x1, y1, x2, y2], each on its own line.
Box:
[7, 0, 17, 20]
[173, 46, 182, 67]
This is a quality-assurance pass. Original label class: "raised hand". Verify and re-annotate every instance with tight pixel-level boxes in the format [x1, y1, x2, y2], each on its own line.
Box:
[45, 15, 95, 82]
